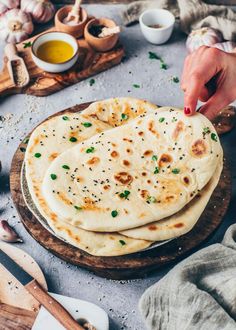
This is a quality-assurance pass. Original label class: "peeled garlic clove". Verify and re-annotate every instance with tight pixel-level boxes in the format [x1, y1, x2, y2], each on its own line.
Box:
[0, 220, 23, 243]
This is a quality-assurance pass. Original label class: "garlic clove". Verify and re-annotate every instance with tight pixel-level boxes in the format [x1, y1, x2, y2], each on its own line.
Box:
[0, 220, 23, 243]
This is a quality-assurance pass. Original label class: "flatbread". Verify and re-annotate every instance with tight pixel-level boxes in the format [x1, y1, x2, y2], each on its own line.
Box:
[42, 108, 222, 232]
[120, 156, 223, 240]
[25, 98, 158, 256]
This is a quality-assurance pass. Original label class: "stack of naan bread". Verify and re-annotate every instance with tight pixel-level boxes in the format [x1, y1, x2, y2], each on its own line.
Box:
[23, 98, 223, 256]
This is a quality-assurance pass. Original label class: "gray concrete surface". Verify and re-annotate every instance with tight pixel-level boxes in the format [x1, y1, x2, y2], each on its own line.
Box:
[0, 4, 236, 330]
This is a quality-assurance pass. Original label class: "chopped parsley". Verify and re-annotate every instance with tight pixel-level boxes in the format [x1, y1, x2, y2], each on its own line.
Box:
[211, 133, 218, 142]
[23, 138, 29, 144]
[50, 174, 57, 180]
[82, 122, 92, 127]
[147, 196, 157, 204]
[23, 41, 32, 48]
[111, 210, 118, 217]
[152, 155, 158, 161]
[159, 117, 165, 123]
[121, 113, 129, 120]
[119, 240, 126, 246]
[20, 147, 26, 152]
[62, 164, 70, 170]
[34, 152, 41, 158]
[172, 76, 179, 83]
[160, 61, 168, 70]
[203, 127, 211, 134]
[133, 84, 140, 88]
[148, 51, 161, 60]
[69, 137, 77, 142]
[86, 146, 95, 153]
[89, 78, 95, 86]
[119, 190, 130, 199]
[172, 118, 177, 122]
[154, 167, 159, 174]
[62, 116, 69, 121]
[172, 168, 180, 174]
[74, 205, 82, 210]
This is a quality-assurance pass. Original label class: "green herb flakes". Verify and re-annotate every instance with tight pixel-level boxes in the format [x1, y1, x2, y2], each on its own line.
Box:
[74, 205, 82, 211]
[211, 133, 218, 142]
[133, 84, 140, 88]
[34, 152, 41, 158]
[50, 174, 57, 180]
[23, 41, 32, 48]
[152, 155, 158, 161]
[86, 146, 95, 153]
[20, 147, 26, 152]
[111, 210, 118, 217]
[159, 117, 165, 123]
[89, 78, 95, 86]
[172, 168, 180, 174]
[172, 76, 179, 83]
[119, 190, 130, 199]
[148, 51, 161, 60]
[160, 62, 168, 70]
[62, 116, 69, 121]
[119, 240, 126, 246]
[147, 196, 156, 203]
[69, 137, 77, 142]
[203, 127, 211, 134]
[23, 138, 29, 144]
[82, 122, 92, 128]
[154, 167, 159, 174]
[62, 165, 70, 170]
[121, 113, 129, 120]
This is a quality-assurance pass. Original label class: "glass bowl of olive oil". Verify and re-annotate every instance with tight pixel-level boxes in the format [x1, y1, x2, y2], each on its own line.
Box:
[31, 32, 79, 73]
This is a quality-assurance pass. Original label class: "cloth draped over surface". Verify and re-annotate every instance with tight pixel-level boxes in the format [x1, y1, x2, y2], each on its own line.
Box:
[139, 224, 236, 330]
[122, 0, 236, 40]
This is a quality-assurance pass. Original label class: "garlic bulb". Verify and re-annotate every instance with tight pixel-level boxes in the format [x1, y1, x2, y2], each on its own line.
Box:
[186, 27, 223, 53]
[212, 41, 236, 53]
[0, 8, 33, 43]
[0, 0, 19, 16]
[21, 0, 55, 23]
[0, 220, 23, 243]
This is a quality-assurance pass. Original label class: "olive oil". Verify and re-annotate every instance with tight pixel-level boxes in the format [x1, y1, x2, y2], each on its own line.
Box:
[37, 40, 74, 64]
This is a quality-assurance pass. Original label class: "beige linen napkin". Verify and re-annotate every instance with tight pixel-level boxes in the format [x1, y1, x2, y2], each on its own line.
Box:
[122, 0, 236, 40]
[139, 224, 236, 330]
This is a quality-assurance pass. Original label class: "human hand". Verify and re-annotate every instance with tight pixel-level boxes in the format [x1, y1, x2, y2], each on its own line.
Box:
[181, 46, 236, 121]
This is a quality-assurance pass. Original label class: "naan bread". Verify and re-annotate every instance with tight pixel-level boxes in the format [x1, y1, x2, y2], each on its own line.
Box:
[120, 156, 223, 240]
[24, 98, 158, 256]
[42, 108, 222, 232]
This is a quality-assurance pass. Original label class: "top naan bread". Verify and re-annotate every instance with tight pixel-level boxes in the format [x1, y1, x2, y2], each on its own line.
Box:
[42, 108, 222, 232]
[24, 98, 158, 256]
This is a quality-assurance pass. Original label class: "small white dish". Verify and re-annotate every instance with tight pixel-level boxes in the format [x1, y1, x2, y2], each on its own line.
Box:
[31, 32, 79, 73]
[139, 9, 175, 45]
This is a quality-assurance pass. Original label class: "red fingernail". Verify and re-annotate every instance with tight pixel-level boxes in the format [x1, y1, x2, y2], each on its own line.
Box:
[184, 107, 191, 115]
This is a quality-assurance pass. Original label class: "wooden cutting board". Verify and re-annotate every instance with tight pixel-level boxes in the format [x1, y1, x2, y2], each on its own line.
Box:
[0, 242, 47, 330]
[0, 28, 124, 98]
[10, 102, 232, 280]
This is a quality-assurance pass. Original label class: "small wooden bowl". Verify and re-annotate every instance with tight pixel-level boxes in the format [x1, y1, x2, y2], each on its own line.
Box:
[84, 18, 119, 52]
[55, 5, 88, 38]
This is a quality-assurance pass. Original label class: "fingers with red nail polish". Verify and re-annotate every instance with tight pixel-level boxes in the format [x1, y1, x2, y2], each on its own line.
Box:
[184, 107, 191, 115]
[181, 46, 236, 120]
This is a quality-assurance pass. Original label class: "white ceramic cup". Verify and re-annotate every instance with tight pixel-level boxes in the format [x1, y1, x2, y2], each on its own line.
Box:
[139, 9, 175, 45]
[31, 31, 79, 73]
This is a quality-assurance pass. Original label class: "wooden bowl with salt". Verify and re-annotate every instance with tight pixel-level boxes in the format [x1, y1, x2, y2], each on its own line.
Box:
[55, 5, 88, 38]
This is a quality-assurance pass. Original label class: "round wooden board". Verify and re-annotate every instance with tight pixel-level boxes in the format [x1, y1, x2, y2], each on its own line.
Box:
[10, 102, 232, 279]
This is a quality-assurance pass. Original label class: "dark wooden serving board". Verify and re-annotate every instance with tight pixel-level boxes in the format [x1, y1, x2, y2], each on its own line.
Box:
[10, 102, 231, 280]
[0, 28, 124, 98]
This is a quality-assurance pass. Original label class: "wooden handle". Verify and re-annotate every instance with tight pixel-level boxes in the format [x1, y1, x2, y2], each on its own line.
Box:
[72, 0, 82, 13]
[4, 43, 18, 61]
[25, 280, 84, 330]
